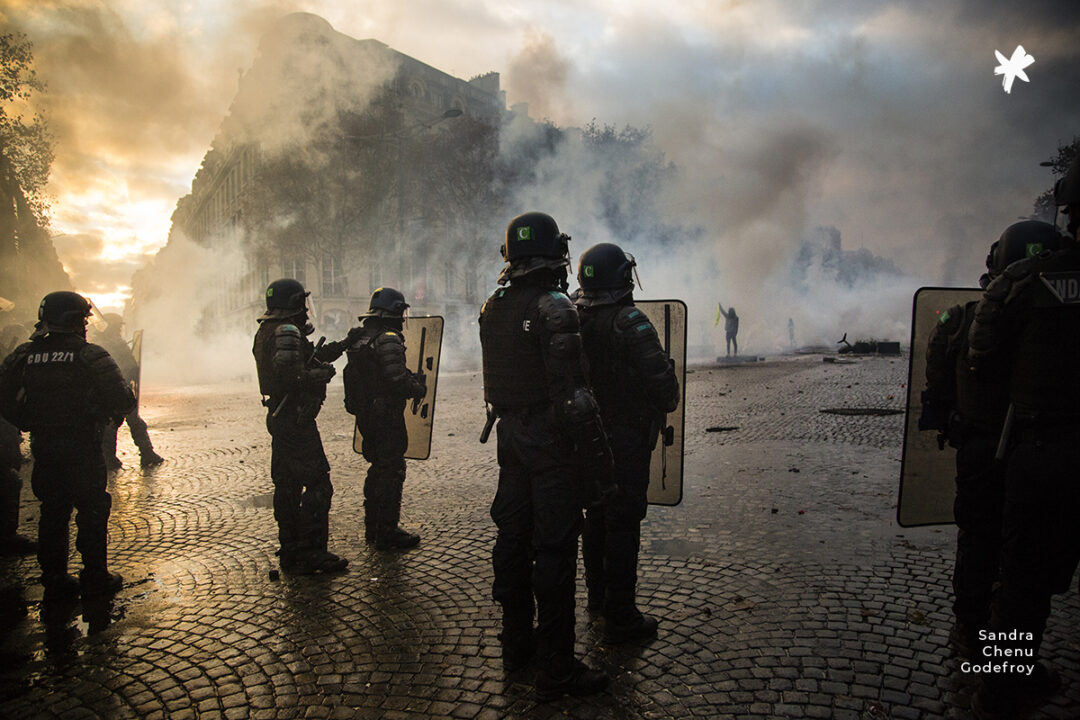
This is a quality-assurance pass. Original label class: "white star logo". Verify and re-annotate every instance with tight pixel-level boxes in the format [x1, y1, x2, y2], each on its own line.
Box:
[994, 45, 1034, 94]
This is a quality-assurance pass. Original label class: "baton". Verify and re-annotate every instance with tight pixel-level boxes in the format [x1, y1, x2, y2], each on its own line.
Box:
[994, 403, 1015, 461]
[480, 404, 497, 444]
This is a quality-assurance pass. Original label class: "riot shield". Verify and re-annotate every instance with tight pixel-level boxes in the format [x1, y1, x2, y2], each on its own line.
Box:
[637, 300, 687, 506]
[131, 329, 143, 412]
[897, 287, 983, 527]
[352, 316, 443, 460]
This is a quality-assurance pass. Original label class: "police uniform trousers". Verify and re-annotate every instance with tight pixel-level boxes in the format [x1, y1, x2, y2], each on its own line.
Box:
[490, 408, 582, 671]
[357, 400, 408, 537]
[102, 410, 154, 460]
[29, 428, 110, 580]
[992, 424, 1080, 668]
[266, 412, 333, 557]
[581, 420, 653, 622]
[951, 428, 1006, 628]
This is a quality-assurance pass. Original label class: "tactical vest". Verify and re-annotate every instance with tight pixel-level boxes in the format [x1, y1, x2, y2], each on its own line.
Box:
[344, 326, 389, 403]
[1008, 256, 1080, 421]
[480, 284, 549, 407]
[579, 304, 638, 423]
[253, 320, 282, 398]
[16, 335, 98, 430]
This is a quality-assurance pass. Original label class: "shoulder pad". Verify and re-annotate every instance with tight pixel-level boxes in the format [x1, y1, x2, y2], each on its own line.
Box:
[936, 304, 963, 332]
[374, 330, 405, 347]
[0, 343, 32, 377]
[614, 306, 657, 334]
[1002, 255, 1039, 282]
[274, 323, 302, 339]
[536, 291, 580, 333]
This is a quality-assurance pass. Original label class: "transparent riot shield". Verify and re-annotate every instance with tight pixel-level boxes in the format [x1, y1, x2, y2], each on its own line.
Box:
[637, 300, 687, 506]
[352, 316, 443, 460]
[131, 329, 143, 411]
[897, 287, 983, 527]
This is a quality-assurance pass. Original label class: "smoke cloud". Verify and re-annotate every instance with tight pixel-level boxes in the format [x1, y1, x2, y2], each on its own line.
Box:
[2, 0, 1078, 375]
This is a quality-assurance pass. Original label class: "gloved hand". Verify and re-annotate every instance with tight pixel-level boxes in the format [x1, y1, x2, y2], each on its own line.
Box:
[411, 372, 427, 400]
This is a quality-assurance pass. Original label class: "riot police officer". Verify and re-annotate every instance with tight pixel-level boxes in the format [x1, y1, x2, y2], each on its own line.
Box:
[919, 221, 1061, 657]
[0, 292, 134, 597]
[343, 287, 426, 551]
[479, 212, 613, 699]
[93, 313, 164, 469]
[574, 243, 679, 644]
[967, 166, 1080, 718]
[253, 278, 351, 575]
[0, 321, 34, 556]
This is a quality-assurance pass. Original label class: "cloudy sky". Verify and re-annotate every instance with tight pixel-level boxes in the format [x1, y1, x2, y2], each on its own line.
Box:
[2, 0, 1078, 328]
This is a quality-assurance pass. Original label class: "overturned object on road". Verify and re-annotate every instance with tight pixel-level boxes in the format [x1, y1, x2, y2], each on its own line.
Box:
[836, 333, 901, 355]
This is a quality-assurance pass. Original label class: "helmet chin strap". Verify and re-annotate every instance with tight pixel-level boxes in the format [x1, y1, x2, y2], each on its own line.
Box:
[632, 264, 644, 292]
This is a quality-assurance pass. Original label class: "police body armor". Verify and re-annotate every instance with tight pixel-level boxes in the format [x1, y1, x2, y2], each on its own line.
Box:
[344, 324, 417, 416]
[253, 319, 326, 419]
[1, 335, 129, 432]
[579, 303, 678, 431]
[1008, 267, 1080, 423]
[480, 284, 551, 409]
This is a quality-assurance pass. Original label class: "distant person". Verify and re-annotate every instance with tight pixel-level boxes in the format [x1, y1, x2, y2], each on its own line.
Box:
[717, 302, 739, 356]
[343, 287, 427, 551]
[0, 292, 135, 598]
[788, 318, 795, 349]
[92, 314, 164, 469]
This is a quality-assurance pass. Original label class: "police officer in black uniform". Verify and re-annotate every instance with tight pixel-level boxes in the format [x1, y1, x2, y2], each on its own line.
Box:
[0, 322, 35, 556]
[343, 287, 426, 551]
[0, 292, 134, 597]
[479, 212, 613, 698]
[919, 221, 1061, 657]
[573, 243, 679, 643]
[93, 313, 164, 469]
[253, 278, 352, 575]
[967, 163, 1080, 718]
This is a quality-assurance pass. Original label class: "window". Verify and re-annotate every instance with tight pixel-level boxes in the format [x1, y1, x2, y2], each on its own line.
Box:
[282, 256, 306, 285]
[322, 255, 345, 296]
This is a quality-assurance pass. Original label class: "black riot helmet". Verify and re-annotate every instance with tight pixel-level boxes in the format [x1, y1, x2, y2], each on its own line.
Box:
[498, 212, 571, 284]
[102, 312, 124, 336]
[361, 286, 410, 319]
[575, 242, 637, 307]
[37, 291, 92, 333]
[260, 278, 309, 321]
[985, 220, 1062, 279]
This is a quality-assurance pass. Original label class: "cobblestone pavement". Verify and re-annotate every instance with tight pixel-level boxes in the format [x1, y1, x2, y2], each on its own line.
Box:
[0, 354, 1077, 719]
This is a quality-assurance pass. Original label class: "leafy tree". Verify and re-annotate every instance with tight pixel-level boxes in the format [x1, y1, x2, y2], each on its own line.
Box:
[0, 33, 67, 321]
[1033, 136, 1079, 222]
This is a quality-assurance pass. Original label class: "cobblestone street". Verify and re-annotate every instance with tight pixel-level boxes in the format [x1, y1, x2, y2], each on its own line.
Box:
[1, 354, 1077, 719]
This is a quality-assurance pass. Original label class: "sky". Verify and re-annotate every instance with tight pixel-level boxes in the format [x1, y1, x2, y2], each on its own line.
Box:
[1, 0, 1078, 355]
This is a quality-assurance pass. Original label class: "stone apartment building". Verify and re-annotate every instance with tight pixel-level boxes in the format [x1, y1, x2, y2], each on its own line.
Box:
[131, 13, 507, 350]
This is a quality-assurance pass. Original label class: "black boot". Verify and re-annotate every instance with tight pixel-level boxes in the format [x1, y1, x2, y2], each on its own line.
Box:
[80, 567, 123, 596]
[535, 659, 609, 700]
[602, 610, 659, 644]
[374, 526, 420, 551]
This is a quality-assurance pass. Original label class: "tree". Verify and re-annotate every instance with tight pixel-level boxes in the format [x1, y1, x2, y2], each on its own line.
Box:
[1033, 136, 1079, 222]
[0, 33, 67, 322]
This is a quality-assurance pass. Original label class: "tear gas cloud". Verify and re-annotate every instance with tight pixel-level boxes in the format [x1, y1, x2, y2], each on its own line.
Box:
[4, 1, 1079, 382]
